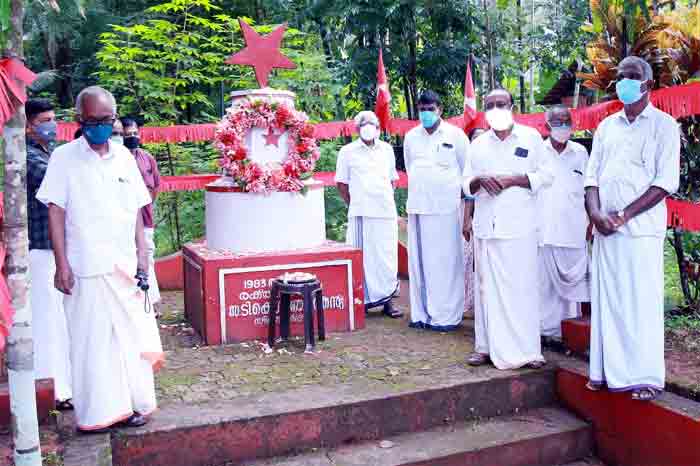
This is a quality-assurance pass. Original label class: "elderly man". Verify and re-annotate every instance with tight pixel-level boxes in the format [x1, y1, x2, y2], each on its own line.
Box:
[463, 89, 553, 369]
[122, 117, 162, 315]
[335, 111, 401, 317]
[37, 86, 163, 432]
[404, 90, 469, 330]
[585, 56, 679, 401]
[25, 98, 73, 409]
[538, 105, 590, 344]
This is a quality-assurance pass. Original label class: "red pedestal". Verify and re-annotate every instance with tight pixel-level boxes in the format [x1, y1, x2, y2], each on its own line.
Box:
[183, 241, 365, 345]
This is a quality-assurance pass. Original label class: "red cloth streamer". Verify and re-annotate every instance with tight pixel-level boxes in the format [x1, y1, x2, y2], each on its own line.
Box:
[667, 198, 700, 232]
[0, 58, 37, 129]
[160, 174, 220, 192]
[54, 81, 700, 143]
[375, 49, 392, 131]
[0, 192, 14, 352]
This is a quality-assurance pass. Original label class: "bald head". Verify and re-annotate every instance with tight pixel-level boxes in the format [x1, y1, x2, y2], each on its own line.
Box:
[484, 89, 513, 111]
[75, 86, 117, 120]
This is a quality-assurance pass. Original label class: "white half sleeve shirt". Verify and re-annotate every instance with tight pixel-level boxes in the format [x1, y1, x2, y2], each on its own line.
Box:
[584, 104, 680, 238]
[537, 139, 589, 249]
[335, 139, 398, 219]
[403, 121, 470, 215]
[37, 137, 152, 277]
[463, 124, 554, 240]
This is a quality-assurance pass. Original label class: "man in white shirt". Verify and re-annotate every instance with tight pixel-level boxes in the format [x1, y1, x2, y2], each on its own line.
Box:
[336, 111, 402, 318]
[584, 56, 679, 401]
[463, 89, 553, 369]
[38, 86, 164, 432]
[404, 90, 470, 331]
[538, 105, 590, 344]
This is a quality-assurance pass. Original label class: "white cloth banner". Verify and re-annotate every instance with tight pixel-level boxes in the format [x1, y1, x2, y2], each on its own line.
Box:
[65, 266, 163, 430]
[589, 234, 665, 392]
[539, 245, 589, 337]
[30, 249, 72, 401]
[408, 212, 465, 329]
[474, 234, 544, 369]
[346, 216, 399, 307]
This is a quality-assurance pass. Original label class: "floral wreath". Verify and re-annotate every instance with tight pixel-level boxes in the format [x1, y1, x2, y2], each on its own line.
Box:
[214, 100, 320, 194]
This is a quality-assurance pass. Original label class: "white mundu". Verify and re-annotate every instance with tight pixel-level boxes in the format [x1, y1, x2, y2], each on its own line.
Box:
[538, 139, 591, 338]
[30, 249, 72, 402]
[584, 104, 679, 392]
[404, 121, 468, 330]
[464, 124, 553, 369]
[335, 138, 399, 306]
[37, 137, 164, 431]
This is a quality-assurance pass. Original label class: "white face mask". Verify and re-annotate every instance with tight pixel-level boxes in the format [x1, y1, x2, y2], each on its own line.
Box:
[485, 108, 514, 131]
[549, 126, 572, 143]
[111, 135, 124, 145]
[359, 124, 378, 142]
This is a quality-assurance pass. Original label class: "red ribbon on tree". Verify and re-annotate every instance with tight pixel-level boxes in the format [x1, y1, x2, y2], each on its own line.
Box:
[0, 57, 37, 128]
[375, 49, 392, 131]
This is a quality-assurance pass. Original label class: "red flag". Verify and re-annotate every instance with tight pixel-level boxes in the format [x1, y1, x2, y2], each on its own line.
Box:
[375, 49, 392, 131]
[463, 57, 477, 131]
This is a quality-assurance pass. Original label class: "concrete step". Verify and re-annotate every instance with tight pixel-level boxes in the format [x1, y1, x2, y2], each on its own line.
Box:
[560, 459, 606, 466]
[111, 368, 558, 466]
[240, 407, 593, 466]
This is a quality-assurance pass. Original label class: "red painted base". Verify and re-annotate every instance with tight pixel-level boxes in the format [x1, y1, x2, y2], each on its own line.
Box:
[562, 317, 591, 356]
[0, 378, 55, 426]
[183, 241, 365, 345]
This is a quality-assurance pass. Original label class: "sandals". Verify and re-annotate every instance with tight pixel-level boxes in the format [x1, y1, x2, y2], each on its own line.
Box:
[585, 381, 603, 392]
[631, 387, 662, 401]
[382, 302, 403, 319]
[56, 399, 74, 411]
[467, 353, 490, 366]
[526, 360, 546, 370]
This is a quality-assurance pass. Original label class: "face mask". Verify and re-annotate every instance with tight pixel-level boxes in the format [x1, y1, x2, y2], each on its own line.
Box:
[419, 111, 439, 129]
[124, 136, 140, 150]
[549, 125, 572, 143]
[33, 121, 57, 146]
[616, 78, 646, 105]
[359, 125, 378, 142]
[82, 123, 113, 146]
[485, 108, 513, 131]
[111, 135, 124, 145]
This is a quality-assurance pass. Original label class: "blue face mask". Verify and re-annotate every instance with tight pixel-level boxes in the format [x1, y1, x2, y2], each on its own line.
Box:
[419, 110, 439, 129]
[33, 121, 57, 145]
[616, 78, 646, 105]
[82, 123, 114, 145]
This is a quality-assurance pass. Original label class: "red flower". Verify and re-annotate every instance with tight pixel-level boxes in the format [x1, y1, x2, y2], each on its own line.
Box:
[233, 147, 247, 161]
[296, 142, 309, 154]
[276, 105, 292, 127]
[300, 124, 315, 138]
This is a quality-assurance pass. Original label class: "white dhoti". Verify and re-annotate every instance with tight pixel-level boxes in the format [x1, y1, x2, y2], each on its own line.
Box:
[64, 265, 164, 430]
[538, 245, 590, 338]
[474, 234, 544, 369]
[347, 216, 399, 307]
[589, 234, 665, 392]
[144, 227, 161, 304]
[29, 249, 72, 401]
[408, 212, 465, 329]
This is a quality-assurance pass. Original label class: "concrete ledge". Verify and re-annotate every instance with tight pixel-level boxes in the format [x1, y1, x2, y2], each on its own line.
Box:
[0, 378, 55, 426]
[557, 360, 700, 466]
[111, 369, 557, 466]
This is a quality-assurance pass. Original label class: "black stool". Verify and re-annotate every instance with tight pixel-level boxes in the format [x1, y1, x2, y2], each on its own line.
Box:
[268, 277, 325, 352]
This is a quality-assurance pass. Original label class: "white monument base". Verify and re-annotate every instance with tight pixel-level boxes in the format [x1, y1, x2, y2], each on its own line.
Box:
[205, 181, 326, 253]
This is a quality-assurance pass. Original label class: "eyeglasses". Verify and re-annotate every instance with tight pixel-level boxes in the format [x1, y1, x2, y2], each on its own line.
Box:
[79, 117, 116, 127]
[484, 101, 512, 111]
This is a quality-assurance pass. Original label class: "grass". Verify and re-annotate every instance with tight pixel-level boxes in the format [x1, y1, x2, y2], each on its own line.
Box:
[664, 237, 684, 311]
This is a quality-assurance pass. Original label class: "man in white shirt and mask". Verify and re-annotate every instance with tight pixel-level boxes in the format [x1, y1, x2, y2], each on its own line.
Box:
[463, 89, 553, 369]
[538, 105, 590, 344]
[336, 111, 402, 318]
[585, 56, 679, 401]
[404, 90, 470, 331]
[38, 86, 164, 432]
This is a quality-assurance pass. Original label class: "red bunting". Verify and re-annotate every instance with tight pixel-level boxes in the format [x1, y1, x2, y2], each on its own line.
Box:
[0, 58, 37, 128]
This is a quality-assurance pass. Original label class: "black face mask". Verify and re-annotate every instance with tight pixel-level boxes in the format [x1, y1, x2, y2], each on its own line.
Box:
[124, 136, 140, 150]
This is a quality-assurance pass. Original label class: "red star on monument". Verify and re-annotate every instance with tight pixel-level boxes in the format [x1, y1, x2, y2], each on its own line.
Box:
[226, 19, 297, 88]
[263, 128, 282, 147]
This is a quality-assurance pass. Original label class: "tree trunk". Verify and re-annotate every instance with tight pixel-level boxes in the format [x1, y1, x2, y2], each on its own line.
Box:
[165, 144, 182, 248]
[54, 38, 73, 108]
[3, 0, 42, 464]
[671, 229, 693, 308]
[316, 20, 345, 121]
[406, 8, 418, 119]
[516, 0, 526, 112]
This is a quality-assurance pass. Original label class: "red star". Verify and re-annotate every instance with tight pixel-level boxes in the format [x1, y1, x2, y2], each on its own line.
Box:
[226, 19, 297, 88]
[263, 128, 282, 147]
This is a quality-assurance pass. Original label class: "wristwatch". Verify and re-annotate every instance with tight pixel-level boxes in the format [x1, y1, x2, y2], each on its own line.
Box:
[617, 210, 626, 223]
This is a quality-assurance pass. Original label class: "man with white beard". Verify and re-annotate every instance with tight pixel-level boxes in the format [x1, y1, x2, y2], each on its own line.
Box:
[585, 56, 679, 401]
[538, 105, 590, 344]
[38, 86, 163, 432]
[336, 111, 402, 317]
[463, 88, 553, 369]
[404, 90, 470, 331]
